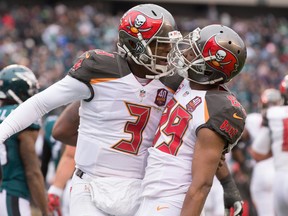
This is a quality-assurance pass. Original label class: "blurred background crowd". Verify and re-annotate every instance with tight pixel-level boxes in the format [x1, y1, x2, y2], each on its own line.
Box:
[1, 1, 287, 215]
[1, 1, 288, 113]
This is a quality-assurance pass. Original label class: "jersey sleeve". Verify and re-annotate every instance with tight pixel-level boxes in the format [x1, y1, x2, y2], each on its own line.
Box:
[198, 92, 246, 151]
[68, 49, 127, 83]
[0, 76, 89, 144]
[67, 49, 131, 101]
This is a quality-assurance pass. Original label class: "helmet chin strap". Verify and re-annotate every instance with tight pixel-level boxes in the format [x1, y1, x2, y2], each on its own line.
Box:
[145, 67, 175, 80]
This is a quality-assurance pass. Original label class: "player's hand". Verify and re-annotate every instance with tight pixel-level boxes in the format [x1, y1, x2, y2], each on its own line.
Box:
[221, 175, 243, 216]
[48, 193, 62, 216]
[224, 200, 243, 216]
[47, 185, 63, 216]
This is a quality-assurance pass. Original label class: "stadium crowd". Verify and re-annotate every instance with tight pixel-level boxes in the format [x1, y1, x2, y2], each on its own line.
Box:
[1, 3, 288, 113]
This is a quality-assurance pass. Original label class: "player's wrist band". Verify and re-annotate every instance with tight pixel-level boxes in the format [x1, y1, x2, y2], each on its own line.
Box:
[48, 185, 64, 197]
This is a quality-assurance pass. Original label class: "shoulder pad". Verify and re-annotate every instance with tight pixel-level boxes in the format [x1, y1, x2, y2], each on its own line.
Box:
[68, 49, 131, 83]
[160, 74, 183, 92]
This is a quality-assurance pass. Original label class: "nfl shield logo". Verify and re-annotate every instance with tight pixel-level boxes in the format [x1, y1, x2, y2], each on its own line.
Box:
[140, 90, 146, 98]
[155, 88, 168, 106]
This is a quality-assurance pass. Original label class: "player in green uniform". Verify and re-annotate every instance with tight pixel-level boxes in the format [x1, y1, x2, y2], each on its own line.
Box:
[41, 114, 63, 181]
[0, 65, 49, 215]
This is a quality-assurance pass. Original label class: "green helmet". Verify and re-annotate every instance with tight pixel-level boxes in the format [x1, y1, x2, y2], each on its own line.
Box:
[0, 64, 39, 104]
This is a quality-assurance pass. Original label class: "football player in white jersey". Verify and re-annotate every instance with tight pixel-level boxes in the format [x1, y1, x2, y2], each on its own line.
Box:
[49, 102, 244, 216]
[249, 88, 281, 216]
[251, 78, 288, 216]
[0, 4, 183, 216]
[0, 7, 244, 216]
[135, 24, 247, 216]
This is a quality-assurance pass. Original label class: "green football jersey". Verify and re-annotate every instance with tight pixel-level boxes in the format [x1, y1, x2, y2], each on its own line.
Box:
[43, 115, 62, 168]
[0, 104, 40, 200]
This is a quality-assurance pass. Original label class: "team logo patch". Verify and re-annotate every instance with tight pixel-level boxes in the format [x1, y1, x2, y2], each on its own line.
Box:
[72, 58, 84, 71]
[155, 88, 168, 106]
[202, 35, 239, 77]
[119, 11, 163, 40]
[94, 49, 115, 58]
[186, 96, 202, 113]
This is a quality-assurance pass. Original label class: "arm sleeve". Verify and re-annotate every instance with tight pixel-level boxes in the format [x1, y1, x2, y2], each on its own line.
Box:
[0, 75, 90, 143]
[251, 126, 271, 155]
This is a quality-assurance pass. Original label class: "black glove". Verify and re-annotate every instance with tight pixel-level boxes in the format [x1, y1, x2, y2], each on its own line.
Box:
[220, 174, 243, 216]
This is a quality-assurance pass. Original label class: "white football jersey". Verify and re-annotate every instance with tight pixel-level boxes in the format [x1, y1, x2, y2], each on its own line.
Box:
[264, 106, 288, 172]
[141, 79, 246, 197]
[69, 49, 181, 179]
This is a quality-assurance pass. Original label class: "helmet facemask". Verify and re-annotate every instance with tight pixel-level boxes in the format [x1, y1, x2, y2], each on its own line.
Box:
[168, 28, 209, 82]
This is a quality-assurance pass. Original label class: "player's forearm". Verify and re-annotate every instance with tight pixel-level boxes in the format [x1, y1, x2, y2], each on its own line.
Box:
[53, 155, 75, 189]
[249, 148, 272, 162]
[180, 184, 210, 216]
[56, 136, 78, 147]
[215, 160, 230, 180]
[26, 171, 49, 215]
